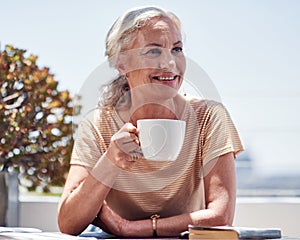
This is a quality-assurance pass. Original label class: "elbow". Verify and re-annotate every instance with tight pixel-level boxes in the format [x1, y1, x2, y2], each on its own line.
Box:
[58, 211, 88, 236]
[206, 201, 235, 226]
[57, 199, 92, 236]
[58, 214, 71, 235]
[57, 209, 78, 236]
[58, 218, 79, 236]
[212, 208, 235, 226]
[57, 206, 67, 234]
[214, 214, 233, 226]
[192, 210, 234, 227]
[59, 228, 77, 236]
[58, 224, 71, 236]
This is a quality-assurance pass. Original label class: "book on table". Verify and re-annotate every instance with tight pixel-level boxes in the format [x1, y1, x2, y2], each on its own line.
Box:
[188, 225, 282, 239]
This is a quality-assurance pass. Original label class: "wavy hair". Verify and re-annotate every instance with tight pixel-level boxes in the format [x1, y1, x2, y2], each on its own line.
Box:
[99, 6, 182, 109]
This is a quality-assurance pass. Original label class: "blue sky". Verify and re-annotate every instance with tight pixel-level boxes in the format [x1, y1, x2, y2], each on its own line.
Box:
[1, 0, 300, 174]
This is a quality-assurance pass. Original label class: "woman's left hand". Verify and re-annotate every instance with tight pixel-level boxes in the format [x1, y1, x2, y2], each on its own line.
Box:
[96, 202, 130, 236]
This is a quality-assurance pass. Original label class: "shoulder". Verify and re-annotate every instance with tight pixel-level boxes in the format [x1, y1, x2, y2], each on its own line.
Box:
[183, 94, 226, 116]
[76, 106, 116, 132]
[80, 106, 114, 123]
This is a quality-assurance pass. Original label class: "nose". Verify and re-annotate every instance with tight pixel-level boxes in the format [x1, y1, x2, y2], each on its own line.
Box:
[159, 49, 176, 70]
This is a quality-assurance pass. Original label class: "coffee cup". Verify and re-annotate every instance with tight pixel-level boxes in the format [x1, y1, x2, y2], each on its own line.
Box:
[137, 119, 186, 161]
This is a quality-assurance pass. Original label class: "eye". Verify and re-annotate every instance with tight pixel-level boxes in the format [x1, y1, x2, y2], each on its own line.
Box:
[144, 48, 162, 56]
[171, 47, 183, 54]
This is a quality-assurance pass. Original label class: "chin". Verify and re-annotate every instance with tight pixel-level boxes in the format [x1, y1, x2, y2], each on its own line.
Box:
[149, 83, 179, 100]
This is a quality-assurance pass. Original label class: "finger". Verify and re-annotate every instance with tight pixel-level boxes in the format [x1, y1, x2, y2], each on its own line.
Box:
[122, 132, 139, 145]
[114, 133, 139, 154]
[121, 140, 140, 153]
[122, 122, 138, 134]
[112, 131, 139, 144]
[128, 152, 144, 164]
[111, 131, 130, 142]
[127, 154, 137, 163]
[115, 132, 140, 153]
[131, 148, 143, 157]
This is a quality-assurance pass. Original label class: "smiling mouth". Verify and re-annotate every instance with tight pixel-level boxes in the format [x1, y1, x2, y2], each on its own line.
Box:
[152, 75, 178, 81]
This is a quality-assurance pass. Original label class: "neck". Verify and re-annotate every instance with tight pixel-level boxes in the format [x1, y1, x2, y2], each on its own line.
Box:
[116, 91, 187, 126]
[129, 93, 187, 125]
[131, 102, 176, 124]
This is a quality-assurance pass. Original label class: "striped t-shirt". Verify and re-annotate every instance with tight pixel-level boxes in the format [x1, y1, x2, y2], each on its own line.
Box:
[71, 97, 244, 220]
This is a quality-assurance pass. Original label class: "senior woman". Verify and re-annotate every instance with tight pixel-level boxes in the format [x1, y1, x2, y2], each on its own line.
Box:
[58, 6, 244, 237]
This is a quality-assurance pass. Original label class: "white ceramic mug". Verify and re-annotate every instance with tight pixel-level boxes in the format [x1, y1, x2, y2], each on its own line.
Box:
[137, 119, 186, 161]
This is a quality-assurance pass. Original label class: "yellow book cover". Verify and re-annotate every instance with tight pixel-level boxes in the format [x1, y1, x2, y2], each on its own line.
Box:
[188, 225, 281, 239]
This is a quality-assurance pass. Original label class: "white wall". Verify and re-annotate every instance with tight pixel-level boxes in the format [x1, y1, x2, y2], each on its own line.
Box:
[19, 196, 60, 232]
[18, 196, 300, 238]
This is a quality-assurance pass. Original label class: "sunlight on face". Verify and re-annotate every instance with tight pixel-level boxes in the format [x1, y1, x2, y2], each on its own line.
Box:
[119, 17, 186, 98]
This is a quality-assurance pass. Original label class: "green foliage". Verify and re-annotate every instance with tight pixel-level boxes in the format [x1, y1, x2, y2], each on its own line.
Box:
[0, 45, 78, 192]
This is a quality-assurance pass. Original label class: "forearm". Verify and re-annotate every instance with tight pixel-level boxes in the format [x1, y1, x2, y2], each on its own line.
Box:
[58, 175, 110, 235]
[58, 155, 120, 235]
[94, 153, 235, 238]
[124, 204, 235, 238]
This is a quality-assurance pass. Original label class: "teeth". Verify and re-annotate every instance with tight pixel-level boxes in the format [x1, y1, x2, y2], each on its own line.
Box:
[157, 76, 175, 81]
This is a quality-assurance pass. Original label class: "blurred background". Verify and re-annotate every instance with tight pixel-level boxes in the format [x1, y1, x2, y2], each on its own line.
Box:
[1, 0, 299, 196]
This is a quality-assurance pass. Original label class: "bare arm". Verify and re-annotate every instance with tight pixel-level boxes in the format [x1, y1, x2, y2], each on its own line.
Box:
[57, 164, 111, 235]
[58, 123, 140, 235]
[97, 152, 236, 237]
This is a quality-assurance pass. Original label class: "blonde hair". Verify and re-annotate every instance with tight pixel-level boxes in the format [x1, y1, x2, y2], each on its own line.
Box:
[100, 6, 182, 108]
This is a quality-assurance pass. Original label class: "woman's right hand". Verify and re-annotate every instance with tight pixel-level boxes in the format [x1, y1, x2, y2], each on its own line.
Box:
[105, 122, 142, 169]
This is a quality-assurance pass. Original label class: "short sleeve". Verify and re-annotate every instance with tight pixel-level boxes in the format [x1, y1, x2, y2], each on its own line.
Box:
[202, 102, 244, 166]
[70, 112, 106, 168]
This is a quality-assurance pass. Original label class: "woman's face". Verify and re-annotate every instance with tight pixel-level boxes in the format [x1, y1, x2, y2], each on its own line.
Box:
[119, 17, 186, 93]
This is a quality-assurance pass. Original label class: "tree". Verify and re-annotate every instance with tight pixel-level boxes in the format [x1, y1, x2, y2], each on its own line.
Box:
[0, 45, 79, 192]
